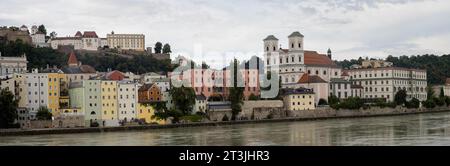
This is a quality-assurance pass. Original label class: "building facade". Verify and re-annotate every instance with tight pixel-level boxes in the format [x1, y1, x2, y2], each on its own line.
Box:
[117, 81, 138, 122]
[107, 32, 145, 51]
[0, 53, 28, 77]
[50, 31, 105, 51]
[346, 66, 428, 102]
[283, 88, 315, 111]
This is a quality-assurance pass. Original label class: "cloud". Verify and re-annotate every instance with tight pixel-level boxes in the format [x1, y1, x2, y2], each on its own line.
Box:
[1, 0, 449, 69]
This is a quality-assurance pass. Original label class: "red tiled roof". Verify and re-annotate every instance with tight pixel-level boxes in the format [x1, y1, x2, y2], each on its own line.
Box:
[105, 70, 125, 81]
[52, 37, 81, 40]
[304, 50, 337, 67]
[75, 31, 82, 37]
[83, 31, 98, 38]
[298, 73, 327, 84]
[341, 71, 349, 76]
[67, 51, 78, 66]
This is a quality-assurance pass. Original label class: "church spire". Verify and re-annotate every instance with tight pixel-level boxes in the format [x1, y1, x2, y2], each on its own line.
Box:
[327, 48, 332, 60]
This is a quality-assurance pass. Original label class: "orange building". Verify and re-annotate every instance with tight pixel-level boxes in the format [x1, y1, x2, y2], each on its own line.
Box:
[138, 83, 162, 102]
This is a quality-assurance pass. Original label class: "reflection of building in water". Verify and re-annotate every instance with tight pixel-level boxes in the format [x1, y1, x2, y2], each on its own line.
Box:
[288, 123, 332, 146]
[327, 119, 395, 146]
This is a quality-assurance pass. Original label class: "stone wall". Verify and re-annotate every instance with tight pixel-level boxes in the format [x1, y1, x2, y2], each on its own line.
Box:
[207, 110, 233, 122]
[26, 120, 52, 129]
[241, 100, 285, 120]
[52, 115, 85, 128]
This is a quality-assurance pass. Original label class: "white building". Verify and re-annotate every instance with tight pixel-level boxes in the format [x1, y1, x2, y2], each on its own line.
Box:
[50, 31, 104, 51]
[193, 94, 207, 114]
[25, 71, 49, 118]
[107, 32, 145, 51]
[345, 66, 428, 102]
[264, 32, 341, 102]
[0, 52, 28, 78]
[117, 81, 138, 122]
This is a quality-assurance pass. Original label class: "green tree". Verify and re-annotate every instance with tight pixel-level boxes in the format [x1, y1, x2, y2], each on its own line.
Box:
[394, 90, 407, 106]
[170, 86, 196, 115]
[427, 86, 435, 100]
[38, 24, 47, 35]
[154, 42, 163, 54]
[339, 97, 364, 110]
[162, 43, 172, 54]
[328, 95, 340, 106]
[440, 87, 445, 98]
[248, 93, 260, 101]
[406, 98, 420, 109]
[445, 96, 450, 107]
[228, 58, 244, 120]
[434, 97, 445, 107]
[0, 88, 18, 128]
[36, 107, 52, 120]
[422, 99, 436, 109]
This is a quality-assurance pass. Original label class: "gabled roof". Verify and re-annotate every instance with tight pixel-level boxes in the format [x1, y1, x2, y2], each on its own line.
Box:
[288, 31, 304, 38]
[82, 31, 98, 38]
[304, 50, 338, 67]
[298, 73, 327, 84]
[75, 31, 82, 37]
[263, 35, 278, 41]
[139, 83, 155, 91]
[105, 70, 125, 81]
[20, 25, 27, 28]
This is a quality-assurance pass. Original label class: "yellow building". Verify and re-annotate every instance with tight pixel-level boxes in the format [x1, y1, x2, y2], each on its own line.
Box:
[137, 102, 165, 124]
[283, 88, 316, 111]
[47, 73, 68, 115]
[100, 80, 119, 126]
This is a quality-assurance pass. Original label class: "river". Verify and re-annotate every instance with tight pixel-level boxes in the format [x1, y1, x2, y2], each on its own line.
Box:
[2, 112, 450, 146]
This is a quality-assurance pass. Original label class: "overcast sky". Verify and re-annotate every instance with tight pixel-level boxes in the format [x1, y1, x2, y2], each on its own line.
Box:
[1, 0, 449, 69]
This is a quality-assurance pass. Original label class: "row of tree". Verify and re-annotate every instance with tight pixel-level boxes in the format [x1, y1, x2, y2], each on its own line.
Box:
[154, 42, 172, 54]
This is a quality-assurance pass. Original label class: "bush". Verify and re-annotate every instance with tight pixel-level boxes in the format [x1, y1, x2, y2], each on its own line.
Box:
[90, 122, 99, 127]
[180, 115, 203, 122]
[434, 97, 445, 107]
[406, 98, 420, 109]
[422, 99, 436, 109]
[318, 99, 328, 106]
[445, 97, 450, 106]
[222, 114, 229, 121]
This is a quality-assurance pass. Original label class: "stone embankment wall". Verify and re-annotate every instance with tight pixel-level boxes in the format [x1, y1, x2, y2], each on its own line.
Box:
[2, 106, 450, 136]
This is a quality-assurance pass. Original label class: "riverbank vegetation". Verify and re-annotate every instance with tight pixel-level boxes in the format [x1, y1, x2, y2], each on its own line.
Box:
[0, 88, 18, 129]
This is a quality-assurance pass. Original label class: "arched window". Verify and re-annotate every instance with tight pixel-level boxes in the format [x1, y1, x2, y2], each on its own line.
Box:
[292, 56, 294, 62]
[299, 43, 301, 48]
[299, 55, 302, 62]
[273, 47, 276, 51]
[266, 47, 269, 51]
[291, 43, 294, 48]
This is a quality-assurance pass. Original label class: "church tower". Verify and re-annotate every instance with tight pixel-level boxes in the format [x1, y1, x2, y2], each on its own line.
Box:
[263, 35, 279, 73]
[327, 48, 332, 60]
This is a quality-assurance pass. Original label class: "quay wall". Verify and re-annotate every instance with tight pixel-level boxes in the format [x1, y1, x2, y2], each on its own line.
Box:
[1, 106, 449, 136]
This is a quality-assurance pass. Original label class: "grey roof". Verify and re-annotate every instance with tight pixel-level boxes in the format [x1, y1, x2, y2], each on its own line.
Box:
[62, 67, 83, 74]
[153, 78, 170, 82]
[263, 35, 278, 41]
[196, 94, 206, 100]
[330, 78, 350, 83]
[283, 88, 315, 95]
[288, 31, 304, 38]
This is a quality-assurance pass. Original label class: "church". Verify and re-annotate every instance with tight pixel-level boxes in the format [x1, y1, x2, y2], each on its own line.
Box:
[264, 32, 342, 103]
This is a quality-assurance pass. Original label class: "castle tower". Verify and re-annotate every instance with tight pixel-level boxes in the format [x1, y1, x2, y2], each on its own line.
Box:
[31, 25, 38, 35]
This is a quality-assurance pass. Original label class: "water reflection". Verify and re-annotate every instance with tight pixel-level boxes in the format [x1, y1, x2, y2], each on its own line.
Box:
[3, 112, 450, 146]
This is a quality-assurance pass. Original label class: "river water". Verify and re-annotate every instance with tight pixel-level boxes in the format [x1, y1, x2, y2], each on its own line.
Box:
[2, 112, 450, 146]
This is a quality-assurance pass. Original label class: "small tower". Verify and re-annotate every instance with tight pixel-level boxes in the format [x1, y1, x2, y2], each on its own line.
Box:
[68, 51, 79, 67]
[20, 25, 28, 32]
[288, 31, 304, 51]
[327, 48, 332, 59]
[263, 35, 279, 52]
